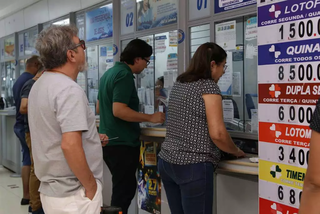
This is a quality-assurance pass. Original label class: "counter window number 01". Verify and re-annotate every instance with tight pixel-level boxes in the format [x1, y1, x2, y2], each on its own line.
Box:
[278, 185, 302, 205]
[197, 0, 207, 10]
[278, 146, 309, 166]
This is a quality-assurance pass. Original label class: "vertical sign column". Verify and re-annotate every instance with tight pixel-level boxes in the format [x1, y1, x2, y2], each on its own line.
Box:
[258, 0, 320, 213]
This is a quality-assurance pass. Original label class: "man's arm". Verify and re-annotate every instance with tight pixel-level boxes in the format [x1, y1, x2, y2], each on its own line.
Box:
[96, 100, 100, 115]
[113, 102, 165, 123]
[20, 98, 28, 114]
[61, 131, 97, 200]
[113, 102, 164, 123]
[56, 86, 97, 199]
[112, 73, 165, 124]
[20, 80, 33, 114]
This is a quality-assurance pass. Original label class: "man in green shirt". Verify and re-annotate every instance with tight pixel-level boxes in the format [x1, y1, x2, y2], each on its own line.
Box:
[98, 39, 165, 214]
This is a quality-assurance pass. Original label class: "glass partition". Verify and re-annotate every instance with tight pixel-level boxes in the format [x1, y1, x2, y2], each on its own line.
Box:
[52, 18, 70, 26]
[244, 15, 258, 134]
[190, 24, 210, 58]
[43, 17, 70, 30]
[42, 23, 51, 30]
[137, 35, 155, 115]
[0, 61, 16, 107]
[98, 43, 114, 81]
[19, 59, 26, 75]
[78, 3, 114, 115]
[85, 42, 114, 114]
[154, 31, 178, 113]
[87, 46, 99, 105]
[76, 13, 85, 41]
[135, 30, 178, 126]
[214, 15, 258, 134]
[121, 39, 132, 51]
[1, 63, 5, 99]
[24, 28, 38, 55]
[4, 36, 15, 59]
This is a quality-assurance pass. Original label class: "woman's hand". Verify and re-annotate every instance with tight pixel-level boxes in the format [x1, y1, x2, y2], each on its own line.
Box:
[233, 148, 245, 158]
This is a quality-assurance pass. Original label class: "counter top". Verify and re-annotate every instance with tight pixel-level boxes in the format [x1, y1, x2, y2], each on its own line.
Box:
[0, 108, 16, 116]
[96, 121, 259, 176]
[140, 127, 166, 138]
[218, 155, 258, 175]
[143, 126, 259, 175]
[140, 126, 259, 175]
[96, 120, 166, 137]
[140, 127, 258, 140]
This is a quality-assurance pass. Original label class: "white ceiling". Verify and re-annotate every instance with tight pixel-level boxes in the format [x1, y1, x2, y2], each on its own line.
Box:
[0, 0, 41, 20]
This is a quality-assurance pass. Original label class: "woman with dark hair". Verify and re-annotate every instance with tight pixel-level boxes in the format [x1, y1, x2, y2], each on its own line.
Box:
[158, 42, 245, 214]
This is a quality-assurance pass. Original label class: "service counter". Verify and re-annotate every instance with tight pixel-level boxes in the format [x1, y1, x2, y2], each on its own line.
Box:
[98, 123, 260, 214]
[0, 108, 21, 173]
[140, 127, 258, 214]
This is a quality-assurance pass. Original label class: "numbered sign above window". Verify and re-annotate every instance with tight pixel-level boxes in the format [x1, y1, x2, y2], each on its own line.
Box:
[121, 0, 134, 35]
[189, 0, 210, 21]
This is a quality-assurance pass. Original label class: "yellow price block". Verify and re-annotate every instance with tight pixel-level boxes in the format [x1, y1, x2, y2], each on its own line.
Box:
[259, 160, 306, 190]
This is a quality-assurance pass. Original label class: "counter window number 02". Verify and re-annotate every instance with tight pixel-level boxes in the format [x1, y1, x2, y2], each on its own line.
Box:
[278, 146, 309, 166]
[278, 185, 302, 205]
[278, 64, 320, 81]
[126, 12, 133, 27]
[197, 0, 207, 10]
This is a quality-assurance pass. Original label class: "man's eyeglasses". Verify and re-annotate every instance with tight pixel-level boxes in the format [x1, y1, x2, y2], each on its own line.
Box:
[72, 40, 86, 50]
[142, 58, 150, 66]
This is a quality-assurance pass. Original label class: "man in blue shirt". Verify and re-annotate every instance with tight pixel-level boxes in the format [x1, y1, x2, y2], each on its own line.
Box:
[12, 55, 43, 206]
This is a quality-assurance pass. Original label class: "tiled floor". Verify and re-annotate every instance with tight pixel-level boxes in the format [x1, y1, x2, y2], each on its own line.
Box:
[0, 165, 29, 214]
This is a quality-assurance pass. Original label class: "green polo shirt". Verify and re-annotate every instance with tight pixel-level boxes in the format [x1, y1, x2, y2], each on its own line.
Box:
[98, 62, 140, 147]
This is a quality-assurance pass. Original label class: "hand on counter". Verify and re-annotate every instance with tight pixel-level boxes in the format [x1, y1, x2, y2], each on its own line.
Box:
[149, 112, 165, 124]
[99, 134, 109, 147]
[233, 148, 246, 158]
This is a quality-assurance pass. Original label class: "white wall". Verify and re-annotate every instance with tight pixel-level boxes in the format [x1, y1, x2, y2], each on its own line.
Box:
[24, 0, 50, 29]
[1, 0, 105, 37]
[4, 10, 24, 35]
[48, 0, 81, 21]
[80, 0, 105, 9]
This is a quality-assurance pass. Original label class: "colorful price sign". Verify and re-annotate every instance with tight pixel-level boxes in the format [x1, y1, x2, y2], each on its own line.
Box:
[258, 0, 320, 213]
